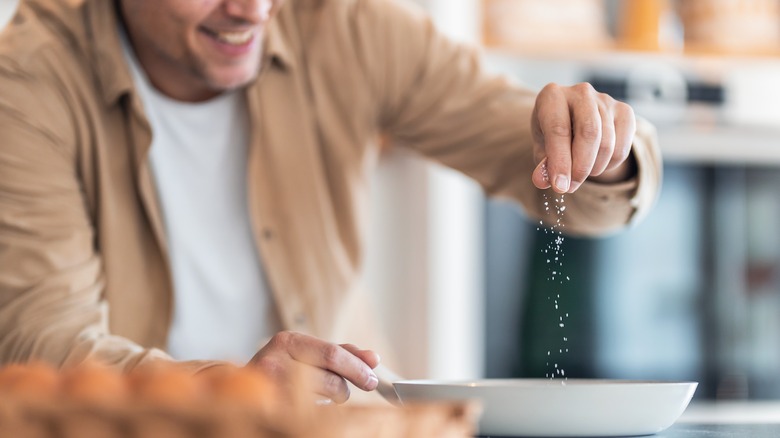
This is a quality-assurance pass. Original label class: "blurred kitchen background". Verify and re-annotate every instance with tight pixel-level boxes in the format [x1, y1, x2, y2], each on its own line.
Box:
[363, 0, 780, 401]
[3, 0, 778, 402]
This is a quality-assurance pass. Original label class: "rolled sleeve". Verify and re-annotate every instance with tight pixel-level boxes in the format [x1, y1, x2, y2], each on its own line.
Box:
[355, 0, 661, 235]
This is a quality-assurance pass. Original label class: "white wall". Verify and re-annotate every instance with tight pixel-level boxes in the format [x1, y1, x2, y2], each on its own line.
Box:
[0, 0, 19, 32]
[363, 0, 486, 380]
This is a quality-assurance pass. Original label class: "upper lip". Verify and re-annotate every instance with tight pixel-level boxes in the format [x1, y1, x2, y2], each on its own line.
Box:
[200, 26, 258, 36]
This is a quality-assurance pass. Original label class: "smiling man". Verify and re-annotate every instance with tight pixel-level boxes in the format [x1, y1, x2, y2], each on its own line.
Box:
[118, 0, 280, 101]
[0, 0, 661, 404]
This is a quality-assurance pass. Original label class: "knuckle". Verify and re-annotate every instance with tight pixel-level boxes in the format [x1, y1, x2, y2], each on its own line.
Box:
[615, 101, 634, 118]
[547, 120, 571, 138]
[574, 82, 595, 94]
[541, 82, 561, 93]
[598, 91, 615, 104]
[321, 343, 342, 368]
[571, 164, 591, 182]
[577, 121, 600, 143]
[270, 330, 294, 347]
[599, 138, 614, 154]
[253, 356, 283, 377]
[324, 373, 348, 402]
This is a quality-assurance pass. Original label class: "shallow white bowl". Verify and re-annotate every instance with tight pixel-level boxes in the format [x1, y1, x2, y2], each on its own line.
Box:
[393, 378, 697, 437]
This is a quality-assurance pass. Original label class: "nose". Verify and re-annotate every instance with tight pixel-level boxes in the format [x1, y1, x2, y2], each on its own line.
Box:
[224, 0, 273, 22]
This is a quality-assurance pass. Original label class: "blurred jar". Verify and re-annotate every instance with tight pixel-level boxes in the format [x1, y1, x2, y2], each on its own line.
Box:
[617, 0, 683, 52]
[675, 0, 780, 55]
[482, 0, 611, 51]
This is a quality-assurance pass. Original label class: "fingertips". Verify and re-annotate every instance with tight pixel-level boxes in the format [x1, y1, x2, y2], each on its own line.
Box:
[532, 157, 552, 190]
[336, 344, 379, 391]
[544, 154, 572, 193]
[553, 174, 570, 193]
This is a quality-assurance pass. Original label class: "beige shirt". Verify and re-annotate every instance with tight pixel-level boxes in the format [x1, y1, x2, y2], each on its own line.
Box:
[0, 0, 662, 372]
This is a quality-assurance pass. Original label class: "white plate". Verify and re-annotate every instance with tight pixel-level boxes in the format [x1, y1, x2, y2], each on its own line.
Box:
[393, 378, 698, 437]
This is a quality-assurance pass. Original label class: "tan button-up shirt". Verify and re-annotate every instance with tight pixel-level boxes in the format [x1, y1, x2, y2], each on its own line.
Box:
[0, 0, 661, 372]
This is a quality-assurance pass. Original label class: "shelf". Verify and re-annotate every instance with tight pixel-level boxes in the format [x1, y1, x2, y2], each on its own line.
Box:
[658, 123, 780, 166]
[482, 49, 780, 166]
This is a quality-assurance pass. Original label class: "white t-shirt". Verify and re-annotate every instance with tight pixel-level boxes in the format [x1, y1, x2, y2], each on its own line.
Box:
[120, 32, 280, 363]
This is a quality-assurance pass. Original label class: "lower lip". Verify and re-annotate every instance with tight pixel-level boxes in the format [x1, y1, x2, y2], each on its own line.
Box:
[200, 29, 258, 57]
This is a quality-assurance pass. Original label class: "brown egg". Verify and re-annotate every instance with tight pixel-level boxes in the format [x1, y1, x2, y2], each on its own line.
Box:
[130, 363, 206, 406]
[208, 366, 278, 409]
[61, 363, 129, 404]
[0, 362, 60, 400]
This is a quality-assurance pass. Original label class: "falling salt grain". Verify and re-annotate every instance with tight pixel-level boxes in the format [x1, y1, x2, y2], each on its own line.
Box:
[539, 193, 571, 381]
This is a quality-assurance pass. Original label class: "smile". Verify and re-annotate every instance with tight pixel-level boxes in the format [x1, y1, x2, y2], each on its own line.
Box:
[201, 28, 255, 46]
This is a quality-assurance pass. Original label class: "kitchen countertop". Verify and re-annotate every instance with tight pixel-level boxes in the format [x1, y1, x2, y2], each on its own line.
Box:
[658, 401, 780, 437]
[478, 423, 780, 438]
[659, 423, 780, 437]
[478, 401, 780, 438]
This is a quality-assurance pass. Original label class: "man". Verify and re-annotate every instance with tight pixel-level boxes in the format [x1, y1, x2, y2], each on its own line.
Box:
[0, 0, 661, 404]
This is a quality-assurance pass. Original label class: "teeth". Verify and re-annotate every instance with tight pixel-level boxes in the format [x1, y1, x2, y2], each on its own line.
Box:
[214, 30, 253, 45]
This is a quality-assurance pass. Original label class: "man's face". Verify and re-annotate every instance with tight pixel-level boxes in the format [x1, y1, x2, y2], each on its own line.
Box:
[119, 0, 284, 102]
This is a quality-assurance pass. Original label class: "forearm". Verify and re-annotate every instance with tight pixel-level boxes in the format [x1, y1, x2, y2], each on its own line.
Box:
[0, 272, 225, 375]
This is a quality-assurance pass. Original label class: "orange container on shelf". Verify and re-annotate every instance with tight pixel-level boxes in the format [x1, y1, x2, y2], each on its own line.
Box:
[617, 0, 675, 51]
[675, 0, 780, 55]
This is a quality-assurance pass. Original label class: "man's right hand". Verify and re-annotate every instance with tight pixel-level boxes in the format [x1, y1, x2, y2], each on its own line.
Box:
[246, 331, 380, 404]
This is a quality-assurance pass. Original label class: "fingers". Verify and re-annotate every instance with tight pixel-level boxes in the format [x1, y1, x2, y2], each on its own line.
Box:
[568, 84, 601, 192]
[248, 332, 379, 404]
[589, 101, 614, 177]
[609, 101, 635, 172]
[340, 343, 381, 369]
[286, 337, 379, 391]
[534, 84, 572, 193]
[532, 82, 635, 193]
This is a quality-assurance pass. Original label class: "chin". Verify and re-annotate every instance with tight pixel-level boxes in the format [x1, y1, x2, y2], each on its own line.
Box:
[206, 65, 261, 92]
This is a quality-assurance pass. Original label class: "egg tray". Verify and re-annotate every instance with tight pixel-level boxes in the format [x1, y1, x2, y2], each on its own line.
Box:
[0, 397, 479, 438]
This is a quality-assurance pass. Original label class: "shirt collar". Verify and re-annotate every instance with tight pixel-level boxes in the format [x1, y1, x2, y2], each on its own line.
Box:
[264, 12, 296, 72]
